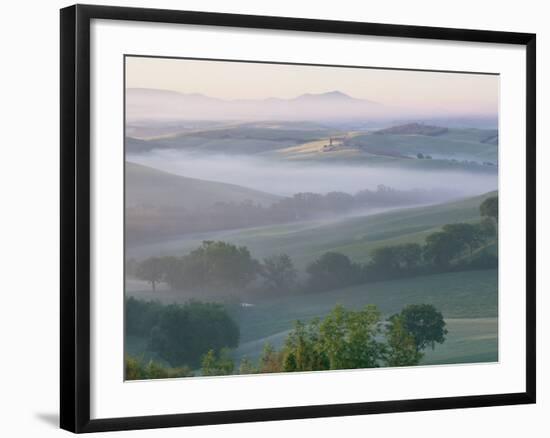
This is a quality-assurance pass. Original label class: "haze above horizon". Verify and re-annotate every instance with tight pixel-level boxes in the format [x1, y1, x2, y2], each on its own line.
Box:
[126, 56, 499, 118]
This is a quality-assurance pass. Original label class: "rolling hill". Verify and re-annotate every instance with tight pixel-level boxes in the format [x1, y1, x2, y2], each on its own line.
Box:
[229, 268, 497, 363]
[126, 162, 282, 242]
[270, 125, 498, 167]
[128, 269, 498, 366]
[347, 127, 498, 162]
[127, 123, 497, 164]
[126, 161, 280, 209]
[125, 125, 338, 154]
[127, 190, 497, 269]
[126, 189, 499, 368]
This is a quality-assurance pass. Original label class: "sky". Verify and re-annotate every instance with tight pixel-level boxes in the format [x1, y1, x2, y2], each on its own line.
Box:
[125, 56, 499, 116]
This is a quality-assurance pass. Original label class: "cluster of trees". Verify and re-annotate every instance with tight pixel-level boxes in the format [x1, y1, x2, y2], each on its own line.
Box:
[125, 297, 239, 368]
[449, 158, 498, 168]
[125, 355, 194, 380]
[127, 302, 448, 379]
[132, 196, 498, 295]
[133, 241, 297, 294]
[306, 252, 362, 291]
[416, 153, 433, 159]
[291, 303, 447, 369]
[200, 303, 447, 376]
[128, 185, 454, 241]
[265, 185, 446, 222]
[304, 196, 498, 291]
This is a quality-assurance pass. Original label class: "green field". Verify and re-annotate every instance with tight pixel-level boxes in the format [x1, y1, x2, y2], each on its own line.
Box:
[252, 126, 499, 172]
[421, 318, 497, 365]
[127, 125, 338, 154]
[349, 129, 498, 162]
[126, 190, 499, 369]
[128, 269, 498, 367]
[127, 123, 499, 177]
[270, 150, 497, 173]
[128, 125, 497, 171]
[234, 269, 497, 340]
[230, 269, 497, 365]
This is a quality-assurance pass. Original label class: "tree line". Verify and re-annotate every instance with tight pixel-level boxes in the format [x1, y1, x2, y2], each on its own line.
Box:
[126, 302, 448, 379]
[127, 185, 454, 242]
[131, 196, 498, 295]
[131, 241, 295, 294]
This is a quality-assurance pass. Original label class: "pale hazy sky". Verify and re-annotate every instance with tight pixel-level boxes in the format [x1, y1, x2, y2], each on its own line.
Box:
[125, 56, 499, 115]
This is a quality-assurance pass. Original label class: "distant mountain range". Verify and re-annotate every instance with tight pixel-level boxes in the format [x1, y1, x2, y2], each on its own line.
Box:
[126, 88, 384, 121]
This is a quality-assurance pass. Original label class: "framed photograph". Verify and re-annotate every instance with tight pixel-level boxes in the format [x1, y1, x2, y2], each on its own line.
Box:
[60, 4, 536, 433]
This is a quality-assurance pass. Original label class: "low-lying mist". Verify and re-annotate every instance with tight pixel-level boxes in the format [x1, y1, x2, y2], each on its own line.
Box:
[127, 149, 497, 199]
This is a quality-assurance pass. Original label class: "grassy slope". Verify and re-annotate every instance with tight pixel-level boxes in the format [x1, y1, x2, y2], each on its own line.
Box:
[235, 269, 498, 342]
[273, 151, 498, 174]
[230, 269, 497, 365]
[421, 317, 497, 365]
[128, 125, 497, 173]
[127, 125, 337, 154]
[348, 129, 498, 161]
[127, 269, 498, 367]
[263, 128, 498, 173]
[126, 161, 281, 210]
[126, 191, 499, 368]
[127, 191, 497, 269]
[231, 270, 498, 363]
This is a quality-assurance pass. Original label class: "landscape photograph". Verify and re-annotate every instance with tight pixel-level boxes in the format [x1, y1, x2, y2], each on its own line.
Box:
[124, 56, 499, 380]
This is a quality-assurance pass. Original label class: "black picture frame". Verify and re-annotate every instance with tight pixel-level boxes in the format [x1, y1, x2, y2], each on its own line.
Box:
[60, 4, 536, 433]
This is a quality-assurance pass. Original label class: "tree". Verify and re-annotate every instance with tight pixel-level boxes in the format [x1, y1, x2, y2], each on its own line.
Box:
[480, 196, 498, 222]
[306, 252, 362, 291]
[318, 304, 384, 370]
[182, 241, 260, 291]
[238, 357, 257, 375]
[442, 223, 482, 257]
[384, 316, 423, 367]
[201, 348, 234, 376]
[370, 243, 423, 276]
[281, 319, 329, 372]
[323, 191, 355, 212]
[423, 231, 464, 267]
[136, 257, 164, 292]
[394, 304, 447, 352]
[125, 297, 163, 337]
[416, 152, 424, 159]
[150, 301, 239, 367]
[370, 246, 400, 275]
[477, 217, 497, 240]
[281, 305, 385, 372]
[260, 254, 297, 291]
[369, 243, 422, 277]
[257, 304, 447, 374]
[158, 256, 184, 290]
[125, 257, 139, 277]
[258, 342, 284, 373]
[125, 355, 194, 380]
[397, 243, 423, 269]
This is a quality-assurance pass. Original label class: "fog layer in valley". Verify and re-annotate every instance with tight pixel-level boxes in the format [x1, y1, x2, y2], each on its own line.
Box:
[127, 150, 497, 198]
